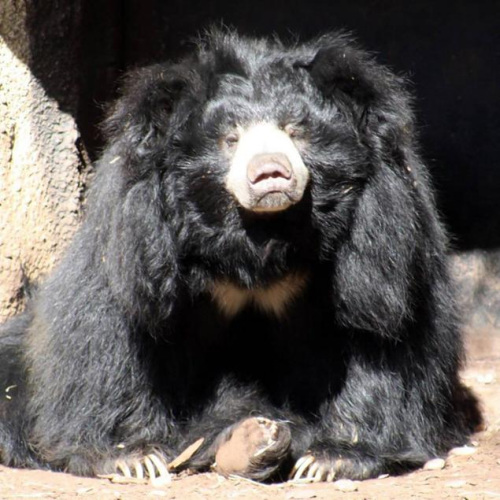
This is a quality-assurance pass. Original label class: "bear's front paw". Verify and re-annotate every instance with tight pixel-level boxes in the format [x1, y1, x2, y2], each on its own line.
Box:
[214, 417, 291, 480]
[290, 453, 380, 482]
[112, 450, 171, 485]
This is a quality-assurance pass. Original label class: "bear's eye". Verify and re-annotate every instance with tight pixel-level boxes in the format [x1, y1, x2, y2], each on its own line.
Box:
[284, 124, 301, 139]
[224, 132, 240, 148]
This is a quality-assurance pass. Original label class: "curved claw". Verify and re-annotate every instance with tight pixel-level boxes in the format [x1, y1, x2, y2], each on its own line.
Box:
[290, 455, 316, 481]
[114, 452, 171, 484]
[133, 460, 144, 479]
[313, 465, 327, 482]
[326, 469, 336, 482]
[306, 461, 320, 480]
[290, 454, 343, 483]
[143, 455, 156, 479]
[148, 453, 170, 478]
[290, 455, 312, 475]
[115, 460, 132, 478]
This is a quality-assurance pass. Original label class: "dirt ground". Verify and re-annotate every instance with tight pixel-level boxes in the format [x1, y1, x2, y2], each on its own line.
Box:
[1, 330, 499, 500]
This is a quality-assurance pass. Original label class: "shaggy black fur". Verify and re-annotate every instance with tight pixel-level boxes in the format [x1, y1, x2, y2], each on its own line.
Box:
[0, 30, 480, 481]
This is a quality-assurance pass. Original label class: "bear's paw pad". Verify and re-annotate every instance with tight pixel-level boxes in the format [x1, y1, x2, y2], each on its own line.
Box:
[214, 417, 291, 478]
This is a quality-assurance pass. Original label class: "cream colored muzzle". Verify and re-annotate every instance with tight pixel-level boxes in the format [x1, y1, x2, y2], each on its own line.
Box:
[225, 123, 309, 212]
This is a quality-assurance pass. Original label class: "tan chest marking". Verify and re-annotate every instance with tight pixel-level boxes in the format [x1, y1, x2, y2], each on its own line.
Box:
[211, 272, 308, 319]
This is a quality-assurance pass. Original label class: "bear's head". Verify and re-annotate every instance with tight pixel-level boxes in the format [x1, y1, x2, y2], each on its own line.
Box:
[103, 29, 412, 224]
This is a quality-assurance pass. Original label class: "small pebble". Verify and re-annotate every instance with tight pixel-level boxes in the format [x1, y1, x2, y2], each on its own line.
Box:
[285, 491, 317, 500]
[446, 480, 467, 488]
[76, 488, 94, 495]
[377, 474, 390, 479]
[334, 479, 358, 492]
[449, 446, 477, 456]
[423, 458, 446, 470]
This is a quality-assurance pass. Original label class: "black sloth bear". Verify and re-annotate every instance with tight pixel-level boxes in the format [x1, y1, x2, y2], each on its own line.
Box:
[0, 30, 480, 483]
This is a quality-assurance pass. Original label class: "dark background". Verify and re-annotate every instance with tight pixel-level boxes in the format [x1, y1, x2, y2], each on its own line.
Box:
[29, 0, 500, 251]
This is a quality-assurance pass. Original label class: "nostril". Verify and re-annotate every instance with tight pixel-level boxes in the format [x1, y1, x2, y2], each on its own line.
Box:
[247, 153, 293, 185]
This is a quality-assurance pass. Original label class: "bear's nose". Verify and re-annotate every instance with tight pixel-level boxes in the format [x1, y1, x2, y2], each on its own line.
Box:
[247, 153, 292, 184]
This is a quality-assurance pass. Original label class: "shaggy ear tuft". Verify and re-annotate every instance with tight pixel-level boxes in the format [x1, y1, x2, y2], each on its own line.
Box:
[308, 43, 377, 106]
[307, 36, 415, 166]
[102, 63, 199, 177]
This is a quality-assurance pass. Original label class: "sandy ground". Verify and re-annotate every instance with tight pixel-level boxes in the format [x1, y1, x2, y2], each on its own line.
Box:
[1, 330, 499, 500]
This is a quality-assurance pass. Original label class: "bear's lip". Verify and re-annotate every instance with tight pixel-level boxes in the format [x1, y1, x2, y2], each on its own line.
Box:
[249, 190, 298, 212]
[251, 176, 293, 193]
[249, 171, 300, 211]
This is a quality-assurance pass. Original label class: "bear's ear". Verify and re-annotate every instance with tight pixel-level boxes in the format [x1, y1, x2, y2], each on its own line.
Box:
[103, 63, 198, 177]
[307, 43, 377, 108]
[305, 37, 413, 162]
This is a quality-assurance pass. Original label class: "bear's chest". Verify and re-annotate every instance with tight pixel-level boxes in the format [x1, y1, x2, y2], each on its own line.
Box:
[210, 272, 308, 319]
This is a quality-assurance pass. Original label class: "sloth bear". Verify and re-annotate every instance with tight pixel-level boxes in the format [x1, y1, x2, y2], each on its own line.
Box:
[0, 30, 480, 483]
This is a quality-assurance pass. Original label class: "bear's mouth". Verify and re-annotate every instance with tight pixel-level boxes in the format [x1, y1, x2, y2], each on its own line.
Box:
[250, 190, 299, 212]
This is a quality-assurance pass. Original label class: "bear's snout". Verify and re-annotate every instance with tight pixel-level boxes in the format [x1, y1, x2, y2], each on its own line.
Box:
[225, 123, 309, 213]
[246, 153, 298, 211]
[247, 153, 292, 185]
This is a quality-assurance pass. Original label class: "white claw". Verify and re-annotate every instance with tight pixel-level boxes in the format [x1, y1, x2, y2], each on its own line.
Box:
[292, 455, 315, 480]
[143, 455, 156, 479]
[253, 440, 276, 457]
[133, 461, 144, 479]
[269, 422, 278, 439]
[306, 461, 320, 480]
[314, 466, 326, 482]
[326, 469, 336, 482]
[290, 455, 307, 475]
[147, 453, 170, 479]
[116, 460, 132, 478]
[114, 453, 170, 483]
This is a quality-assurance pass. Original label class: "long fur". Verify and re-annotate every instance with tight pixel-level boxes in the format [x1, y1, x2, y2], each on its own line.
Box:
[0, 29, 480, 480]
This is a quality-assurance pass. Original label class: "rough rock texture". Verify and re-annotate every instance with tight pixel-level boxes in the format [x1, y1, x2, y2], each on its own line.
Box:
[453, 250, 500, 335]
[0, 1, 89, 320]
